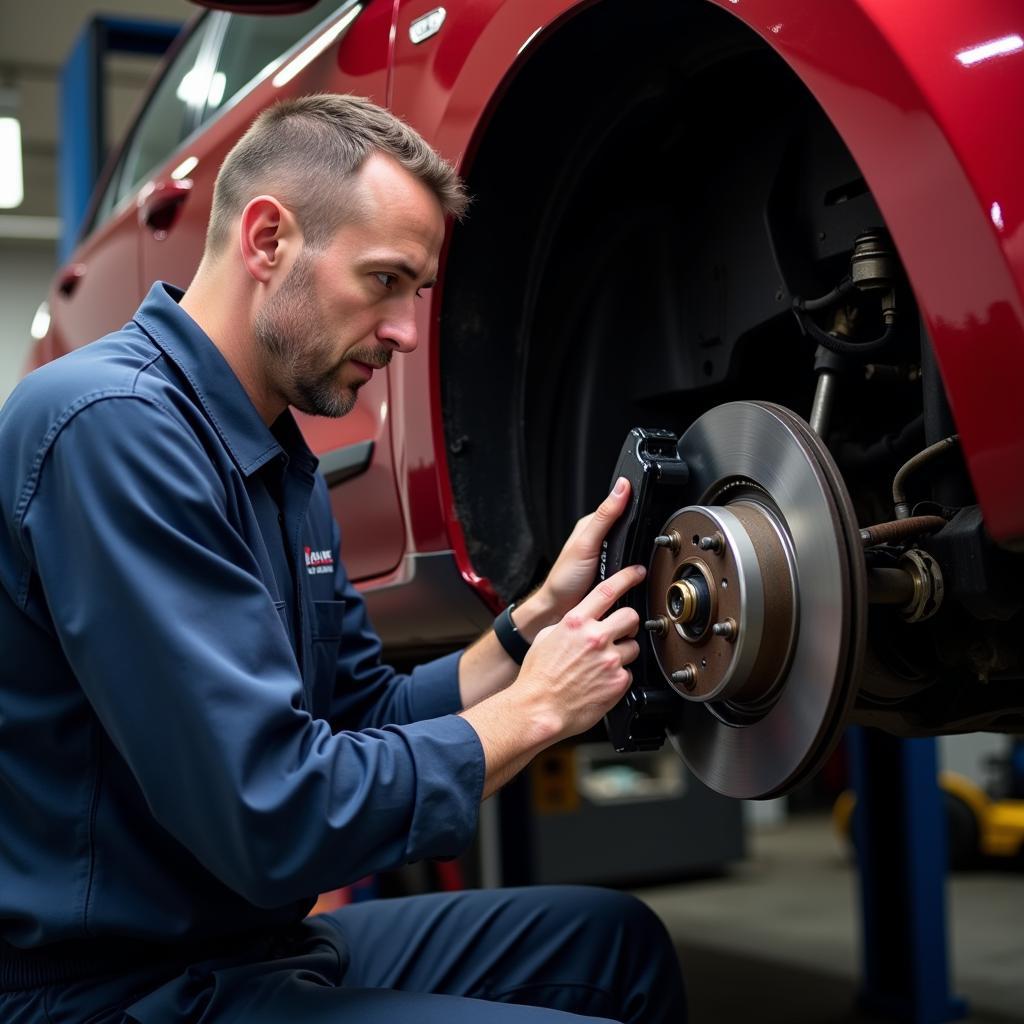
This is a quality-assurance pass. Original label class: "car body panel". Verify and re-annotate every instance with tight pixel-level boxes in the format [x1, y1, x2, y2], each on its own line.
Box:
[43, 207, 145, 365]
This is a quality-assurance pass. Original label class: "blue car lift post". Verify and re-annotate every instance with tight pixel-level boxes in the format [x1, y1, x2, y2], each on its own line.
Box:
[59, 16, 181, 263]
[848, 727, 968, 1023]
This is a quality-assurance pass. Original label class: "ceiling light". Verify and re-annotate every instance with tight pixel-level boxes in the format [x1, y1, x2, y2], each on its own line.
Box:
[0, 115, 23, 209]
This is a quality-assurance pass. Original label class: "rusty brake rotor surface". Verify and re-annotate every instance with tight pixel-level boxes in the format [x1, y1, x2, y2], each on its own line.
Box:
[655, 401, 866, 799]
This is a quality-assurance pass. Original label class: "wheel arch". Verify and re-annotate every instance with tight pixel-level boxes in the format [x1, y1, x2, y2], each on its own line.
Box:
[433, 0, 1024, 602]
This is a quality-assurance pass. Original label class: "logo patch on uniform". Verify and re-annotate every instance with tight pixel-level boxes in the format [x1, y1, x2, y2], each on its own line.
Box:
[304, 546, 334, 575]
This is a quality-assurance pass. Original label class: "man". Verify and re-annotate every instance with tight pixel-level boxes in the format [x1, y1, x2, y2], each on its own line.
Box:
[0, 95, 685, 1022]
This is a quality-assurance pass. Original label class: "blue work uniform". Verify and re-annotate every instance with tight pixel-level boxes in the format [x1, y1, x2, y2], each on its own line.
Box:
[0, 283, 685, 1023]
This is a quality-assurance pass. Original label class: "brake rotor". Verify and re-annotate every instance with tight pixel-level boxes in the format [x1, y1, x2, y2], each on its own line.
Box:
[652, 401, 866, 799]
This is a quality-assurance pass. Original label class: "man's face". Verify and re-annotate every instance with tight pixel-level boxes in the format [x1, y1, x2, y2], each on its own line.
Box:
[254, 153, 446, 418]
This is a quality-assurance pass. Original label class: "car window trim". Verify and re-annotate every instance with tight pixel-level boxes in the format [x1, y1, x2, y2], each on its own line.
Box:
[113, 13, 226, 211]
[93, 0, 365, 234]
[86, 12, 216, 236]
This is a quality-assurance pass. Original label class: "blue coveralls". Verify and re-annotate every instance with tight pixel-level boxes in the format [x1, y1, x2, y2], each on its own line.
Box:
[0, 283, 685, 1022]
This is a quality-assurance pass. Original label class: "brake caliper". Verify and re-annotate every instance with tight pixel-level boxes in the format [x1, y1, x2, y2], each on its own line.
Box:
[598, 428, 690, 751]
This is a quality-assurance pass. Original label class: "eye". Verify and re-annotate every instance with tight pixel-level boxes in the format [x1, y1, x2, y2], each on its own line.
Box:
[374, 272, 397, 290]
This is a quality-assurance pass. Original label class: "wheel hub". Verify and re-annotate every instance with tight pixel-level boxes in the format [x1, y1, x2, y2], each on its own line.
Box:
[649, 500, 797, 707]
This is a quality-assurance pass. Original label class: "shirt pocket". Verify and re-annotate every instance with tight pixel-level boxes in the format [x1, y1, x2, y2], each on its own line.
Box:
[310, 599, 346, 719]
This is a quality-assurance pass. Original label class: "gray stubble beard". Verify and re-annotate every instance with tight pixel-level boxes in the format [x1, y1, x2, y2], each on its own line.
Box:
[253, 252, 360, 420]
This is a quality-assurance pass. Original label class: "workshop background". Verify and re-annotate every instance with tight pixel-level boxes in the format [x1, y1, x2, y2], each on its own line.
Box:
[1, 3, 1023, 1023]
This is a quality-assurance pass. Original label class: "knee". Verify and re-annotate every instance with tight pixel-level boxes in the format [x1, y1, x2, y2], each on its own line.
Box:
[556, 887, 676, 959]
[560, 888, 685, 1024]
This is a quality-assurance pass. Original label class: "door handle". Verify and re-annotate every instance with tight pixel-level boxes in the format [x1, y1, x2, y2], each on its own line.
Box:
[137, 178, 193, 238]
[57, 263, 87, 298]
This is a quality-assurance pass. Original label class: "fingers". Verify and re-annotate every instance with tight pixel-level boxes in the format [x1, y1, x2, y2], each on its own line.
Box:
[571, 478, 632, 555]
[614, 638, 641, 667]
[571, 564, 646, 622]
[601, 605, 641, 641]
[593, 477, 631, 524]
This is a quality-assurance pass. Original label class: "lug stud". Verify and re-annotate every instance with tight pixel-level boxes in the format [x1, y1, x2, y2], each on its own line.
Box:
[671, 665, 696, 689]
[712, 618, 737, 641]
[653, 531, 681, 554]
[699, 534, 724, 554]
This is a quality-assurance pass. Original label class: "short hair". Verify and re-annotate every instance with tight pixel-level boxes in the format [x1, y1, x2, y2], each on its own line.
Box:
[205, 94, 468, 253]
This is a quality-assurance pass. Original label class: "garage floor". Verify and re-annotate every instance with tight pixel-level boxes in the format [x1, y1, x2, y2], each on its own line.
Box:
[634, 814, 1024, 1024]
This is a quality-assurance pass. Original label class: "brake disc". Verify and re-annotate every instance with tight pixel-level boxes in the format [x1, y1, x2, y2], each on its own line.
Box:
[648, 401, 866, 799]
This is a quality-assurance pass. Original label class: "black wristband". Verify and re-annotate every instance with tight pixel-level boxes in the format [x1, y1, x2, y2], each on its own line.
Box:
[493, 603, 531, 666]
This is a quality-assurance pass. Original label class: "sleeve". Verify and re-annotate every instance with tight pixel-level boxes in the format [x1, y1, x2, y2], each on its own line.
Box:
[19, 396, 484, 908]
[325, 515, 468, 732]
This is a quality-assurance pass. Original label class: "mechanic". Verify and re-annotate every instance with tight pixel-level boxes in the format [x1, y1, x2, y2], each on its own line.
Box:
[0, 95, 685, 1022]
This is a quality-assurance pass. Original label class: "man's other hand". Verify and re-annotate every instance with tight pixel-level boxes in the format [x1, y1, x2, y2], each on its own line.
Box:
[515, 564, 645, 743]
[461, 564, 646, 798]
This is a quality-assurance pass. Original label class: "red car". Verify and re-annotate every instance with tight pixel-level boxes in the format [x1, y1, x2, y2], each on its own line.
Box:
[27, 0, 1024, 798]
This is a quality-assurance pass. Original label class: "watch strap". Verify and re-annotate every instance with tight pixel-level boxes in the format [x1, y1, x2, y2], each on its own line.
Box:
[494, 602, 531, 666]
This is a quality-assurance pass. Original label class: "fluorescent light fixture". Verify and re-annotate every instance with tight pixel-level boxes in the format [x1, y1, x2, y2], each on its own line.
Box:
[956, 34, 1024, 67]
[0, 117, 24, 209]
[273, 5, 362, 88]
[171, 155, 199, 181]
[30, 300, 50, 341]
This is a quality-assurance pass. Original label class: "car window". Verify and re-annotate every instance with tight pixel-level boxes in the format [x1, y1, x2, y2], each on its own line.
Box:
[199, 0, 356, 127]
[93, 17, 217, 226]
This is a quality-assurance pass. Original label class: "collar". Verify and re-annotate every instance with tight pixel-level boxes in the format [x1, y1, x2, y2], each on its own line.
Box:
[133, 281, 315, 478]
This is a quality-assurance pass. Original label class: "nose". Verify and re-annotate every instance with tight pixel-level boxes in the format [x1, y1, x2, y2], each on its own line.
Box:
[378, 302, 418, 355]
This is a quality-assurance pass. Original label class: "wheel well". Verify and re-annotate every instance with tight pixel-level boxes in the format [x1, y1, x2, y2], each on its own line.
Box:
[440, 0, 889, 601]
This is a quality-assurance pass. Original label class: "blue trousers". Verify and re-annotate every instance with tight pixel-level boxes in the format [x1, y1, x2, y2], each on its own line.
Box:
[2, 886, 686, 1023]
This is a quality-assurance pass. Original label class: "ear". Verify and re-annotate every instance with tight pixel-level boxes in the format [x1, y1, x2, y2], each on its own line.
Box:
[238, 196, 301, 284]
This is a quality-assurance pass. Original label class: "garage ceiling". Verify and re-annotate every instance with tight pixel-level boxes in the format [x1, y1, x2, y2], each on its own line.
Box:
[0, 0, 193, 230]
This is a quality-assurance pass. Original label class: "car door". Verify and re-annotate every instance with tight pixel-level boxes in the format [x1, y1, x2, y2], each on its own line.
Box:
[44, 16, 218, 361]
[135, 0, 407, 582]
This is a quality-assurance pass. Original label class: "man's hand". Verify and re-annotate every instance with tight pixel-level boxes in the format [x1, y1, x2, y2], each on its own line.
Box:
[512, 477, 632, 642]
[460, 564, 645, 797]
[517, 563, 644, 741]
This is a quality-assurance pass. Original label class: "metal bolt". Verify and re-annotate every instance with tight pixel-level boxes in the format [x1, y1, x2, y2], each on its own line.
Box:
[699, 534, 724, 554]
[644, 617, 668, 636]
[712, 618, 737, 641]
[671, 666, 696, 689]
[653, 531, 681, 554]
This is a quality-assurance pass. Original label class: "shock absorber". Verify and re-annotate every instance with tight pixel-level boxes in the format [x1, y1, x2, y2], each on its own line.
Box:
[802, 229, 901, 438]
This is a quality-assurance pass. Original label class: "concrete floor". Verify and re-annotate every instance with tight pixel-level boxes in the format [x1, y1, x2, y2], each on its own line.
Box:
[634, 814, 1024, 1024]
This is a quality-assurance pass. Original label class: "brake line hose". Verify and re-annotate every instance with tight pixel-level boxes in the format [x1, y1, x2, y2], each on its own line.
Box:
[893, 435, 960, 519]
[797, 311, 898, 358]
